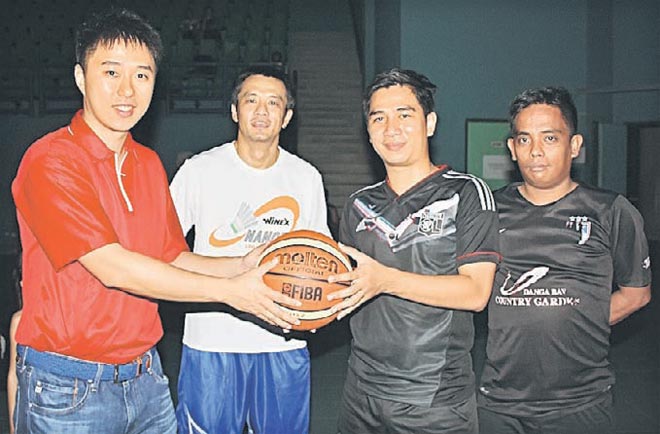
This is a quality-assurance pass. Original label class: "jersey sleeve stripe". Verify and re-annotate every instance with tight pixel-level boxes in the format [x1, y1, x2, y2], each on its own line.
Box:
[443, 171, 496, 211]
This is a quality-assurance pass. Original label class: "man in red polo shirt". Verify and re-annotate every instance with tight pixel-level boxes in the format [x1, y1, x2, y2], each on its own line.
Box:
[10, 8, 300, 434]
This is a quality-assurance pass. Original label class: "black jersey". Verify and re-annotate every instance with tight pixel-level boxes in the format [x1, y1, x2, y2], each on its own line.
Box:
[339, 166, 500, 407]
[479, 183, 651, 417]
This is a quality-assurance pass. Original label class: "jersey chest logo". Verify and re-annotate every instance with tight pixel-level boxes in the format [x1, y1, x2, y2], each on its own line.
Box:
[499, 266, 549, 296]
[208, 196, 300, 248]
[353, 195, 457, 252]
[566, 215, 591, 245]
[417, 209, 445, 236]
[496, 266, 580, 308]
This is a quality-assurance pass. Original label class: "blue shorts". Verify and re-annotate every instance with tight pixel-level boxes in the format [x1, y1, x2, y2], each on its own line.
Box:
[176, 345, 310, 434]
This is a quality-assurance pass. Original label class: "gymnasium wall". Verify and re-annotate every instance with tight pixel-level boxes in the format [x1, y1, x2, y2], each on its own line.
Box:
[363, 0, 660, 182]
[373, 0, 401, 79]
[400, 0, 588, 172]
[610, 0, 660, 124]
[289, 0, 353, 32]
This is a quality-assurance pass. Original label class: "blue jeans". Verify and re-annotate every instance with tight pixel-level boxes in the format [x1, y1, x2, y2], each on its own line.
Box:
[14, 346, 176, 434]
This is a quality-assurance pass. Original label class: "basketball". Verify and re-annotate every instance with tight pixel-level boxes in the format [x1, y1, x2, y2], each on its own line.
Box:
[258, 230, 352, 331]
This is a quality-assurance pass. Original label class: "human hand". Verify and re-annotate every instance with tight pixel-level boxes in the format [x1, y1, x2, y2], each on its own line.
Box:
[327, 244, 391, 320]
[228, 258, 302, 329]
[240, 243, 268, 272]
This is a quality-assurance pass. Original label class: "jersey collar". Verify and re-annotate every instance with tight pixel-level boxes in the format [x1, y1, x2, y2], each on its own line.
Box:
[385, 164, 448, 198]
[68, 110, 139, 162]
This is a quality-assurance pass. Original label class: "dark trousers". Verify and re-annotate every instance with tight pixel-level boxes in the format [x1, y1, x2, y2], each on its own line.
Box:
[478, 392, 614, 434]
[338, 370, 478, 434]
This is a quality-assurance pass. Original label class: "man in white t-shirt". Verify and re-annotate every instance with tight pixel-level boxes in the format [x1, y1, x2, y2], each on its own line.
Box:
[170, 65, 329, 434]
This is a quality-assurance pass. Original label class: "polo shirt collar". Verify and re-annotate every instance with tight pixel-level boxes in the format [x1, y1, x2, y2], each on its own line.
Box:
[68, 110, 139, 161]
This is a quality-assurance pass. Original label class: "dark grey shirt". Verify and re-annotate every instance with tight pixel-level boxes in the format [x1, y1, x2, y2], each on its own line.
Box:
[479, 183, 651, 416]
[339, 166, 500, 407]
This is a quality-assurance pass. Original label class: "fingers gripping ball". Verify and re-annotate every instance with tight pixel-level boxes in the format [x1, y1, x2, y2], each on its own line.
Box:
[258, 230, 351, 331]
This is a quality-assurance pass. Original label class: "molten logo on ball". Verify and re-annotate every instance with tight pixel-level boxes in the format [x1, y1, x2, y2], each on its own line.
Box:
[276, 251, 341, 277]
[259, 230, 352, 331]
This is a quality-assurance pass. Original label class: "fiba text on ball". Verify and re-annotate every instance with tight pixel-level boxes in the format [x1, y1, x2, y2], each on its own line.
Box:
[281, 282, 323, 301]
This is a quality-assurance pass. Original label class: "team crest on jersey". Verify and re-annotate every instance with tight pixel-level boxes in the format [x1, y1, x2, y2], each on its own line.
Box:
[566, 215, 591, 245]
[417, 209, 445, 236]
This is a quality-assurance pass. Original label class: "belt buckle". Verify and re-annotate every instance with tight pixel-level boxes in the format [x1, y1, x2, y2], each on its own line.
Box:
[135, 356, 143, 377]
[113, 352, 152, 383]
[136, 353, 152, 376]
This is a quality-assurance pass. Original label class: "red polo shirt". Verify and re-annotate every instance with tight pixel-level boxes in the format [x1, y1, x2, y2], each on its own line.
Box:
[12, 110, 189, 364]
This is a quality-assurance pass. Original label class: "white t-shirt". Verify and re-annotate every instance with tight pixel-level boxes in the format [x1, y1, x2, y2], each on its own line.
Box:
[170, 142, 329, 353]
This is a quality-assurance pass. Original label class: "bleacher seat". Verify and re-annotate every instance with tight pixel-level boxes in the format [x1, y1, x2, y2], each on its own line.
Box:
[198, 38, 220, 62]
[172, 37, 197, 64]
[222, 39, 241, 63]
[245, 39, 267, 64]
[0, 0, 290, 114]
[0, 68, 33, 114]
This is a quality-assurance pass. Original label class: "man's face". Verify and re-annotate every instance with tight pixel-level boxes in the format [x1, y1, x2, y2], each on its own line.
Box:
[74, 40, 156, 149]
[507, 104, 583, 191]
[366, 85, 436, 170]
[231, 74, 293, 145]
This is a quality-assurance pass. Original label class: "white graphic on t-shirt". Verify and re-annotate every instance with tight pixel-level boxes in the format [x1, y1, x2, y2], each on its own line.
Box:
[499, 267, 550, 296]
[642, 256, 651, 269]
[208, 196, 300, 249]
[230, 202, 259, 234]
[417, 209, 445, 236]
[566, 216, 591, 245]
[354, 195, 457, 251]
[496, 266, 580, 307]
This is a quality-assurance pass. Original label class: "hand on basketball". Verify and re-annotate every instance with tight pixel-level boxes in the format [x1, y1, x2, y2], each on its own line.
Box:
[229, 258, 302, 330]
[327, 244, 393, 320]
[240, 243, 268, 272]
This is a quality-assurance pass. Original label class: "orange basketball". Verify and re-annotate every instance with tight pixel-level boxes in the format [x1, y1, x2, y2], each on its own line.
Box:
[258, 230, 352, 331]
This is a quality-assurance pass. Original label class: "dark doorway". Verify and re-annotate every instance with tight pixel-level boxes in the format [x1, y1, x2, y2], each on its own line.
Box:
[628, 122, 660, 241]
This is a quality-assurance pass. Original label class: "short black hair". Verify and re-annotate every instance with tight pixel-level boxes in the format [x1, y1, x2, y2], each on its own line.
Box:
[363, 68, 437, 119]
[231, 65, 295, 109]
[509, 86, 578, 135]
[75, 8, 163, 69]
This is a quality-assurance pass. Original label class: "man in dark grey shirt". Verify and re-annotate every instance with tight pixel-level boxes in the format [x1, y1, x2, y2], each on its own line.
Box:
[328, 68, 500, 434]
[478, 87, 652, 434]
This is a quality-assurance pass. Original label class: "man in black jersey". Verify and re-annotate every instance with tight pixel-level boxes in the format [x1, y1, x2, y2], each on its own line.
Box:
[327, 68, 500, 434]
[478, 87, 652, 434]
